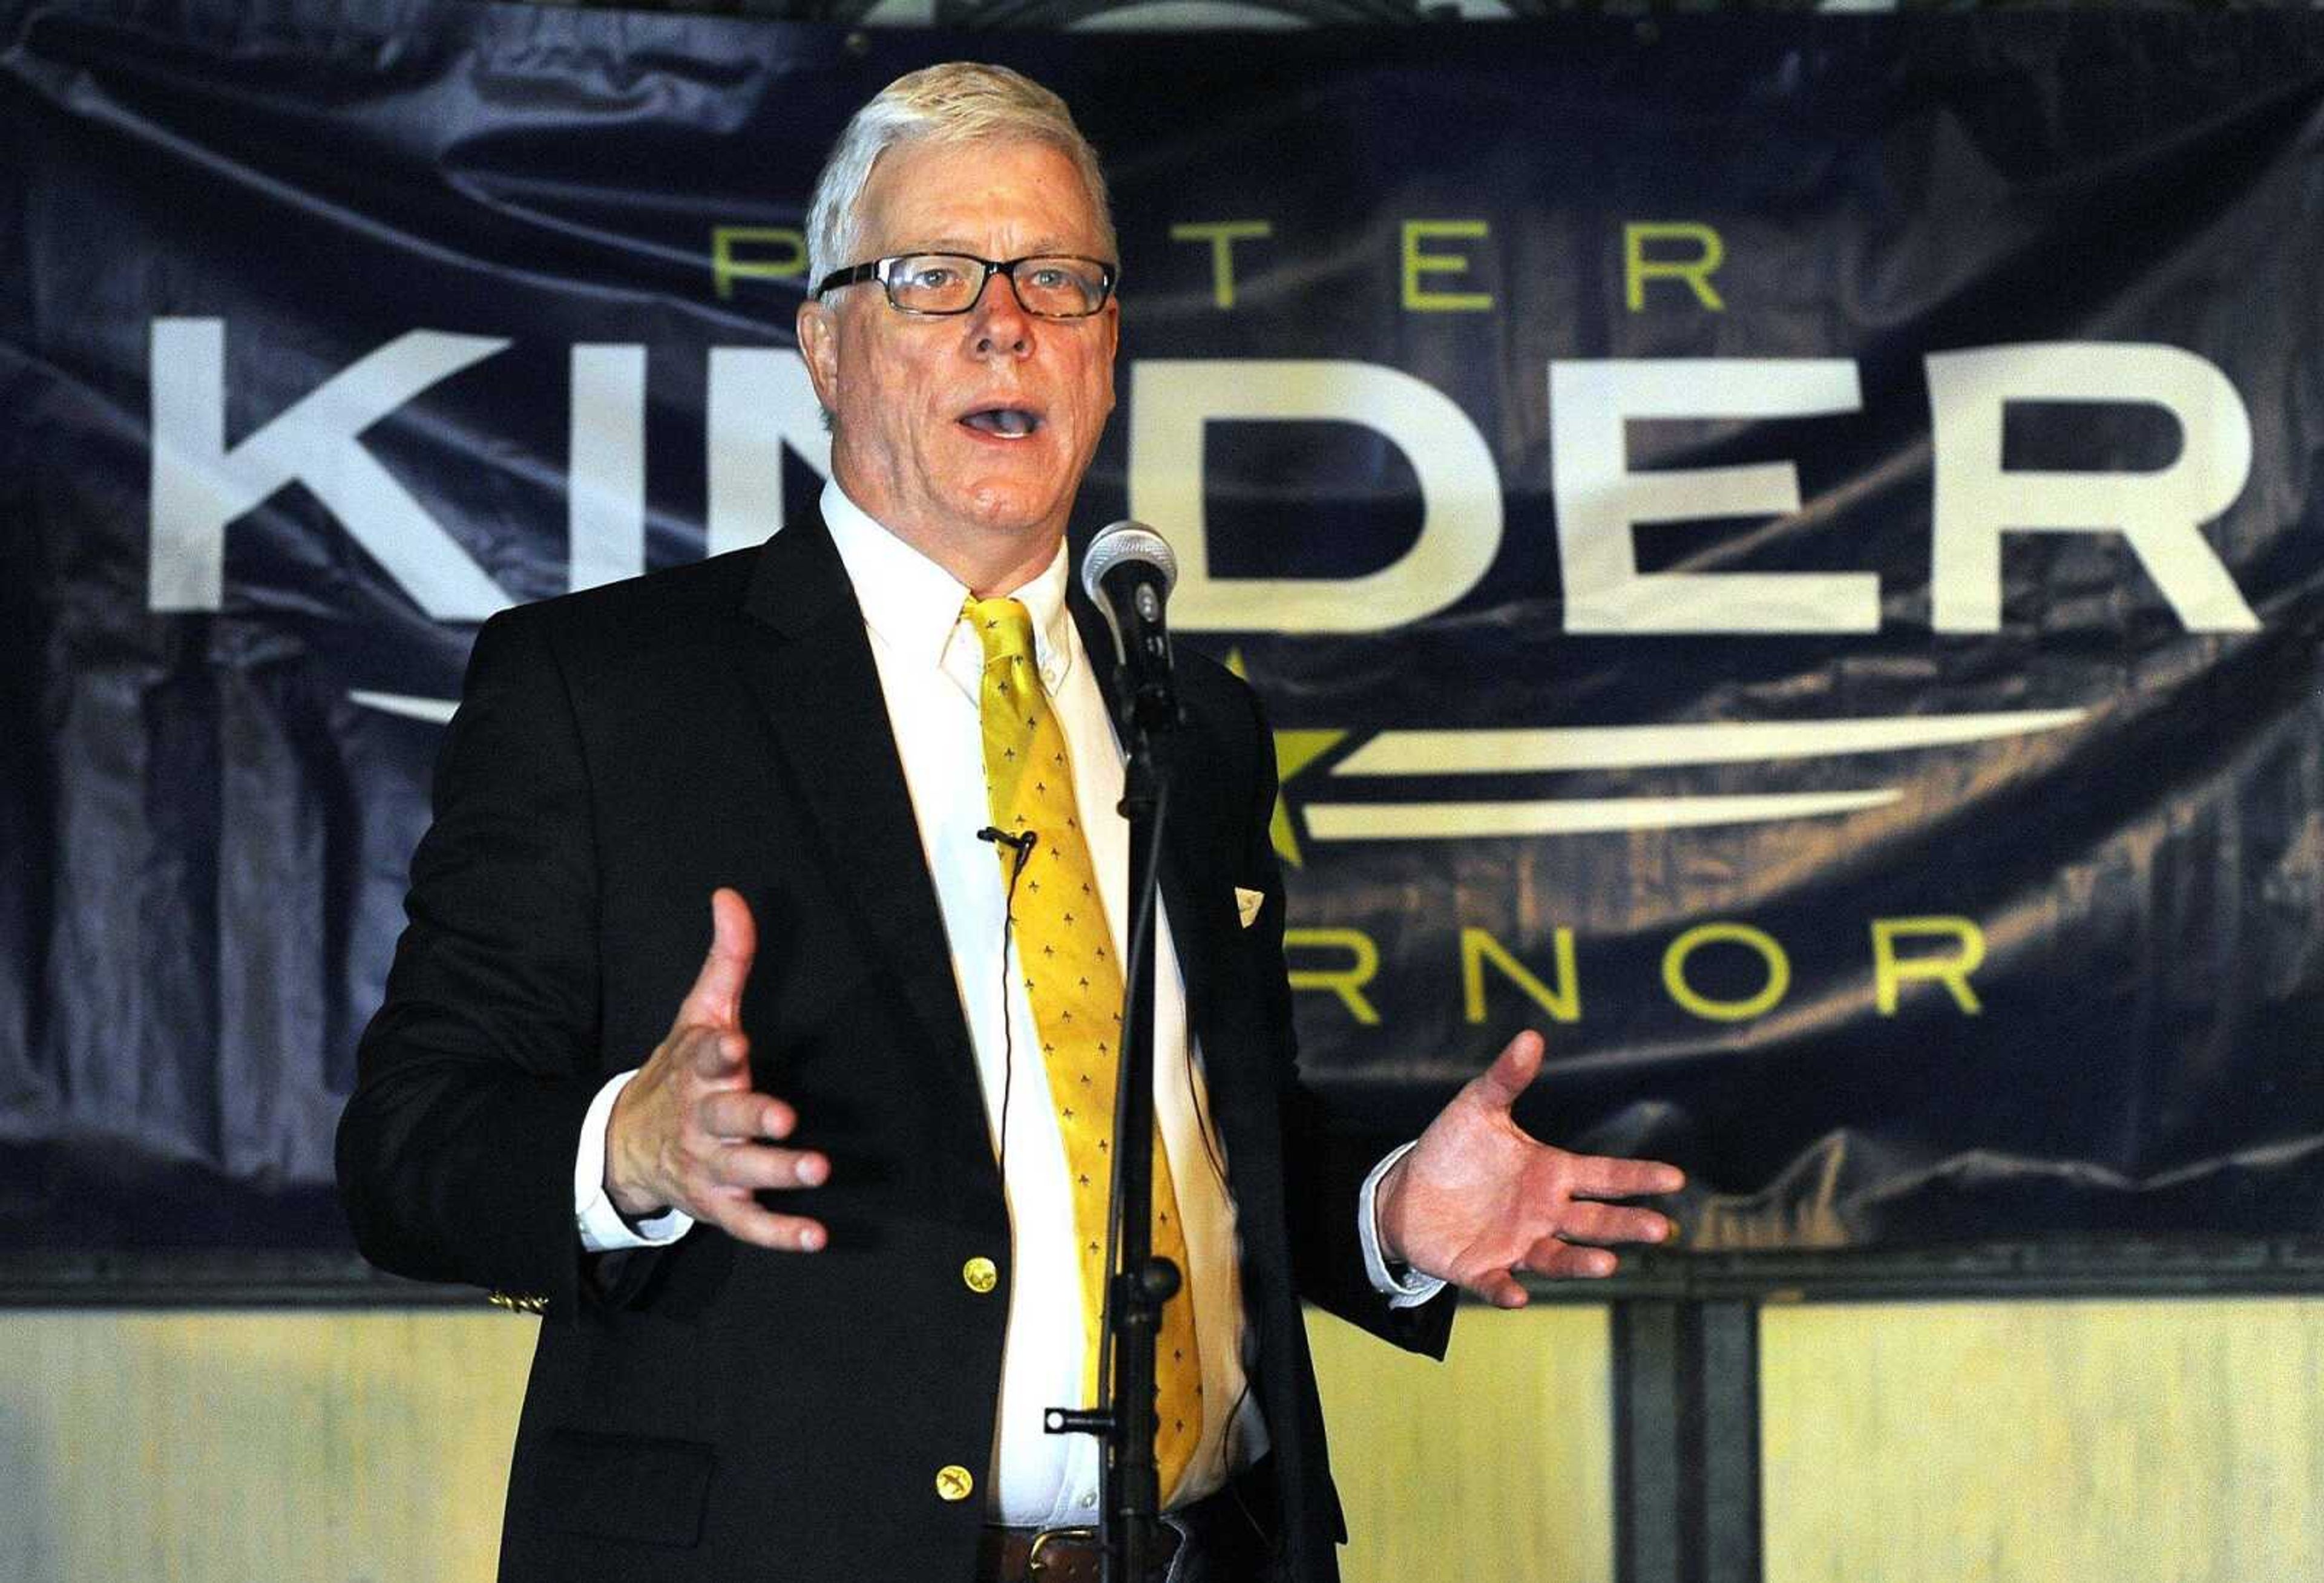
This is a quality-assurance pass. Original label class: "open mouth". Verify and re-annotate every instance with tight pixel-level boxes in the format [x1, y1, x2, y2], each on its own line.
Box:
[959, 407, 1043, 439]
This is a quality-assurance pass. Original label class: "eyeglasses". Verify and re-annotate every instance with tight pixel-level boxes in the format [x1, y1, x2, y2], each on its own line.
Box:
[812, 253, 1118, 320]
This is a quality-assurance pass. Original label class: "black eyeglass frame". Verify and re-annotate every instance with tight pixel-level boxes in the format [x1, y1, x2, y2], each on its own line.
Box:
[811, 253, 1120, 319]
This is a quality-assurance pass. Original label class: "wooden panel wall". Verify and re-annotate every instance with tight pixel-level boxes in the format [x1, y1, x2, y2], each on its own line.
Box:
[1761, 1299, 2324, 1583]
[0, 1305, 1608, 1583]
[6, 1299, 2320, 1583]
[0, 1311, 533, 1582]
[1307, 1304, 1616, 1583]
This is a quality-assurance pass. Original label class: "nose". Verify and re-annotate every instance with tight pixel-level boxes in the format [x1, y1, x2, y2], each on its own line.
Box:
[968, 269, 1034, 358]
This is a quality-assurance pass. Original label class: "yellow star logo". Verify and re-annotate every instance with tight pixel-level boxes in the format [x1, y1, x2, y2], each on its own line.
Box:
[1225, 649, 1345, 869]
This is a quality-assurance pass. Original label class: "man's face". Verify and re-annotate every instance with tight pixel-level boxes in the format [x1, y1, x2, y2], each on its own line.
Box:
[797, 137, 1120, 582]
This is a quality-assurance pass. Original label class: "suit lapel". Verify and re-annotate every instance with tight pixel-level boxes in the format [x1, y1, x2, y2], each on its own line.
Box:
[1066, 594, 1252, 1128]
[1065, 594, 1221, 1005]
[736, 511, 985, 1127]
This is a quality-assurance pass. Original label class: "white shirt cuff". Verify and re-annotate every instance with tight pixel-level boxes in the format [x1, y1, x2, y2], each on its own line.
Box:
[1358, 1139, 1448, 1309]
[576, 1069, 695, 1253]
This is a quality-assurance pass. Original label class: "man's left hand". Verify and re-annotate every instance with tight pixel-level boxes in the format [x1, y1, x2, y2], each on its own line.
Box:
[1377, 1029, 1686, 1308]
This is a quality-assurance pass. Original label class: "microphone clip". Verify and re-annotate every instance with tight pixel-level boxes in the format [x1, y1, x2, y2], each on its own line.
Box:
[978, 825, 1039, 880]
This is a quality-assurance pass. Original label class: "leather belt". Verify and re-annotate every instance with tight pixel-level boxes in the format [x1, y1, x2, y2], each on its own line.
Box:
[977, 1457, 1281, 1583]
[975, 1522, 1178, 1583]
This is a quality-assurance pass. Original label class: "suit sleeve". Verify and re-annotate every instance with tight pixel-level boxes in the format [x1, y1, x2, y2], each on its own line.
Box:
[1236, 684, 1457, 1359]
[335, 606, 611, 1317]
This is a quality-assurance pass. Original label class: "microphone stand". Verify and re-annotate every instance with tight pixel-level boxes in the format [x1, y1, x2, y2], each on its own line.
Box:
[1045, 669, 1180, 1583]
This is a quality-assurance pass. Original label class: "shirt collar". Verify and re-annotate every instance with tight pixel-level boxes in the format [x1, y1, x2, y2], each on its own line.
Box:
[819, 477, 1076, 691]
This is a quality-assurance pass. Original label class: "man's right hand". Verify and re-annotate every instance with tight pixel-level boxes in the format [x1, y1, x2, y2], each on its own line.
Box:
[603, 887, 829, 1251]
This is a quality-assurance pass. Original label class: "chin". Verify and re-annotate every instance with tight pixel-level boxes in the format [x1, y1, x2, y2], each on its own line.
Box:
[952, 483, 1063, 535]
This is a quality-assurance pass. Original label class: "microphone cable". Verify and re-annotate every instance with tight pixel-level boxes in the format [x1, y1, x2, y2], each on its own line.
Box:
[977, 824, 1039, 1192]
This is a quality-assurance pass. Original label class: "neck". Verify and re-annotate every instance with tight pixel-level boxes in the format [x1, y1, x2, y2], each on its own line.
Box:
[831, 479, 1065, 597]
[956, 538, 1063, 600]
[891, 522, 1060, 600]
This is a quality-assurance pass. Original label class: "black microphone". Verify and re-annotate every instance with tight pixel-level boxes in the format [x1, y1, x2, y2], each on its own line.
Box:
[1080, 521, 1179, 732]
[977, 825, 1038, 881]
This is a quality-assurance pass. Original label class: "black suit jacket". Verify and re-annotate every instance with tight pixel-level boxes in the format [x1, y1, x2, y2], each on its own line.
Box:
[336, 506, 1455, 1582]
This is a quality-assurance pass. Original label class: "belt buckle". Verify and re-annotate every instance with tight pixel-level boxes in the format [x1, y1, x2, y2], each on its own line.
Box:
[1026, 1526, 1101, 1580]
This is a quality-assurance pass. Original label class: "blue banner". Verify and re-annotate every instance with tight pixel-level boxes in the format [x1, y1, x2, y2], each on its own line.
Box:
[6, 0, 2324, 1257]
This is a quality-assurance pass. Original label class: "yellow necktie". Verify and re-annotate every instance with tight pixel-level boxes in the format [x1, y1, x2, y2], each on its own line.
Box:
[965, 595, 1204, 1503]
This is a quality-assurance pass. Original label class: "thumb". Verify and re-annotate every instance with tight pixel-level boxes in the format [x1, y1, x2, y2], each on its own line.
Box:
[1467, 1029, 1544, 1114]
[672, 887, 757, 1032]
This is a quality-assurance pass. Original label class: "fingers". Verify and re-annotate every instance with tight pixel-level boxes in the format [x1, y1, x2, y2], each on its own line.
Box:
[612, 1007, 832, 1241]
[695, 1088, 796, 1142]
[1571, 1153, 1687, 1201]
[1466, 1029, 1545, 1113]
[701, 1140, 829, 1194]
[683, 1026, 752, 1083]
[701, 1191, 828, 1254]
[1468, 1241, 1623, 1305]
[671, 887, 757, 1034]
[1555, 1200, 1675, 1248]
[1521, 1238, 1618, 1280]
[1471, 1268, 1531, 1309]
[669, 1076, 825, 1200]
[1454, 1202, 1675, 1305]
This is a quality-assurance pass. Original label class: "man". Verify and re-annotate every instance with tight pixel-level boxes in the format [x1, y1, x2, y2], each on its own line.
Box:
[337, 63, 1682, 1583]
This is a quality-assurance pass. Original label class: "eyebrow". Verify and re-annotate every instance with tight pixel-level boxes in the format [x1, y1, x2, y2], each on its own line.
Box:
[898, 238, 1091, 257]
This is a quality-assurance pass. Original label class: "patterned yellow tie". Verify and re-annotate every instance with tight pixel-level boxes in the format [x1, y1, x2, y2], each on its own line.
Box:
[965, 595, 1204, 1503]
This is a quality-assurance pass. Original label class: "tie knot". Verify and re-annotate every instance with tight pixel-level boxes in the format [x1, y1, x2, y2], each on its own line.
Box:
[964, 596, 1038, 669]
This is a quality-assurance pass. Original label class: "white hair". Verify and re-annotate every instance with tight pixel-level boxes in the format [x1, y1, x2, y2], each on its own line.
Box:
[803, 62, 1117, 291]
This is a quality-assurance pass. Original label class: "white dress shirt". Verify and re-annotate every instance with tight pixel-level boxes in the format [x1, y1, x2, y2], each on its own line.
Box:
[569, 479, 1442, 1524]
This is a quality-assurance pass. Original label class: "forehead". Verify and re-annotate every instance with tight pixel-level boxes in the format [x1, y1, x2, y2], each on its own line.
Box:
[855, 137, 1108, 257]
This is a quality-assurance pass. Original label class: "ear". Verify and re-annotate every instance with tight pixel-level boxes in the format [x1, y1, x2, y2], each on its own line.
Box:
[796, 298, 842, 413]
